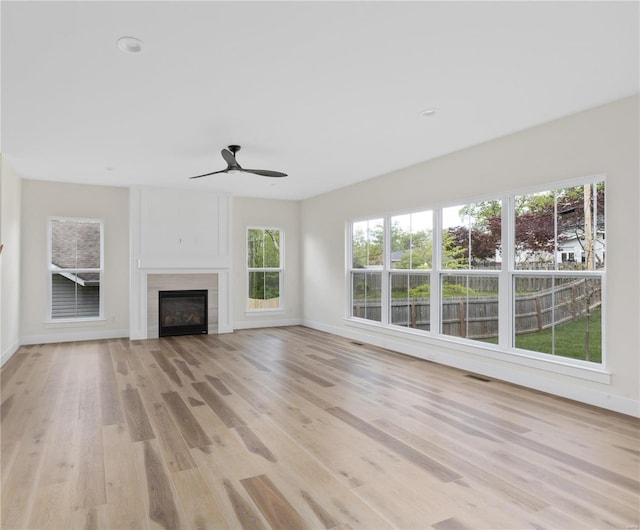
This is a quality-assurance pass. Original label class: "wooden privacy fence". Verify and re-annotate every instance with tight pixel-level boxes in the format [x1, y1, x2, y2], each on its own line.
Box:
[354, 278, 601, 339]
[248, 297, 280, 309]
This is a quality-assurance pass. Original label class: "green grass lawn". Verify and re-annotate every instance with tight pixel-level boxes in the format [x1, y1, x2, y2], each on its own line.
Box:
[480, 309, 602, 363]
[515, 308, 602, 362]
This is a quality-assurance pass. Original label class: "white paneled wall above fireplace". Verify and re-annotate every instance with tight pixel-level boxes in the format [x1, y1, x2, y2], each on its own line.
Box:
[129, 187, 233, 339]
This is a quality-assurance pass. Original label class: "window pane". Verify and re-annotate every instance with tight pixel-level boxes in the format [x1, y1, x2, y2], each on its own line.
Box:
[557, 183, 605, 271]
[390, 273, 430, 331]
[441, 274, 499, 343]
[391, 210, 433, 270]
[514, 191, 555, 270]
[51, 219, 101, 269]
[262, 230, 281, 268]
[515, 182, 605, 271]
[51, 272, 100, 319]
[352, 271, 382, 322]
[51, 219, 77, 268]
[442, 202, 501, 270]
[248, 271, 280, 309]
[248, 228, 282, 268]
[75, 221, 101, 268]
[248, 229, 264, 268]
[514, 275, 602, 362]
[352, 219, 384, 269]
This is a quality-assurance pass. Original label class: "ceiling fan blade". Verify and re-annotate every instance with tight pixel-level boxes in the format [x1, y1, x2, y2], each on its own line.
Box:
[221, 149, 237, 167]
[189, 169, 228, 179]
[243, 168, 288, 178]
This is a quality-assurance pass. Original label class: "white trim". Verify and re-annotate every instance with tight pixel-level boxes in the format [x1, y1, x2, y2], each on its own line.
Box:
[45, 317, 107, 325]
[1, 340, 21, 367]
[233, 318, 302, 330]
[129, 189, 234, 339]
[21, 328, 129, 346]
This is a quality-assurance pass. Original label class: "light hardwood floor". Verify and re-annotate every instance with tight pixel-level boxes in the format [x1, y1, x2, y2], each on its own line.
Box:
[1, 326, 638, 530]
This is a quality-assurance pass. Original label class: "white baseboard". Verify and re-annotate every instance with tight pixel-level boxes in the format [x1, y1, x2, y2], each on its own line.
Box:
[233, 318, 302, 330]
[21, 328, 130, 346]
[1, 340, 21, 367]
[302, 319, 640, 418]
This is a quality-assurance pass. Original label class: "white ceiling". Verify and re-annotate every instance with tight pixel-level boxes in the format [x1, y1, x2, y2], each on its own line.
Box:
[2, 1, 638, 200]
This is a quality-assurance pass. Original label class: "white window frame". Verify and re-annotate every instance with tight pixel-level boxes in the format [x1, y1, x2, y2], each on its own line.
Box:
[47, 216, 104, 322]
[246, 226, 284, 312]
[348, 217, 385, 324]
[346, 174, 606, 371]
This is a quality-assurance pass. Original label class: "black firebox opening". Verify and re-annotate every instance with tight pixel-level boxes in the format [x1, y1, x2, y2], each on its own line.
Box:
[159, 290, 208, 337]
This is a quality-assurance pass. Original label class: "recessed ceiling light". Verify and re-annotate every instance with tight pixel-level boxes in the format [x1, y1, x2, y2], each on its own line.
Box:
[117, 36, 143, 54]
[419, 108, 437, 117]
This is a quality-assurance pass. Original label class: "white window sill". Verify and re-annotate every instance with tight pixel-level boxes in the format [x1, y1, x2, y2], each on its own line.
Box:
[245, 309, 285, 315]
[45, 317, 107, 329]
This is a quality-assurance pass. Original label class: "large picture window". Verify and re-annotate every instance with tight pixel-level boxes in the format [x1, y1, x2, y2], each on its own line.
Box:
[247, 228, 283, 310]
[347, 177, 605, 367]
[49, 218, 103, 320]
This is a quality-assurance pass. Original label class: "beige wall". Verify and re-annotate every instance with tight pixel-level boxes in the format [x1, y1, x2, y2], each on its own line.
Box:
[301, 95, 640, 416]
[1, 157, 22, 363]
[232, 197, 301, 328]
[21, 180, 130, 343]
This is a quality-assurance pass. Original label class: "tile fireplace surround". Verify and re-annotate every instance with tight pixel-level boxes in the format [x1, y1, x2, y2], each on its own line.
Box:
[146, 273, 218, 339]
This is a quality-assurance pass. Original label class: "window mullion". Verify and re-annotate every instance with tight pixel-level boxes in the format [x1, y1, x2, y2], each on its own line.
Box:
[381, 216, 391, 325]
[499, 194, 513, 348]
[431, 207, 442, 334]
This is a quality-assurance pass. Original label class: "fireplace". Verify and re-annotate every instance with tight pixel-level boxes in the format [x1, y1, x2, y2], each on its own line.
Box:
[158, 290, 208, 337]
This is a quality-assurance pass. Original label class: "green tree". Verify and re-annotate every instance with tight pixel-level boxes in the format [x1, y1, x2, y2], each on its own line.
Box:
[352, 221, 383, 268]
[442, 230, 468, 269]
[392, 222, 433, 270]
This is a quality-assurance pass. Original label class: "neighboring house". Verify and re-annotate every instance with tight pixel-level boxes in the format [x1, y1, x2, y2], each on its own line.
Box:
[557, 230, 606, 267]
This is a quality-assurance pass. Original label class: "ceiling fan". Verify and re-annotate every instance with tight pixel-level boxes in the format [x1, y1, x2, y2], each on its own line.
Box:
[189, 145, 287, 179]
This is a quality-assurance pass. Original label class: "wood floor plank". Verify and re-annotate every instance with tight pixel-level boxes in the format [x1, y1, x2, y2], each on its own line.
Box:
[0, 350, 30, 387]
[327, 406, 462, 483]
[276, 359, 336, 387]
[73, 345, 107, 510]
[122, 384, 155, 442]
[173, 358, 196, 380]
[171, 467, 230, 529]
[166, 338, 202, 366]
[102, 423, 148, 530]
[246, 415, 395, 529]
[150, 349, 183, 388]
[100, 346, 125, 426]
[222, 478, 269, 530]
[38, 357, 82, 487]
[147, 401, 196, 472]
[241, 474, 309, 530]
[192, 380, 246, 428]
[233, 424, 277, 463]
[69, 504, 110, 530]
[161, 391, 212, 449]
[142, 439, 183, 530]
[190, 443, 273, 527]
